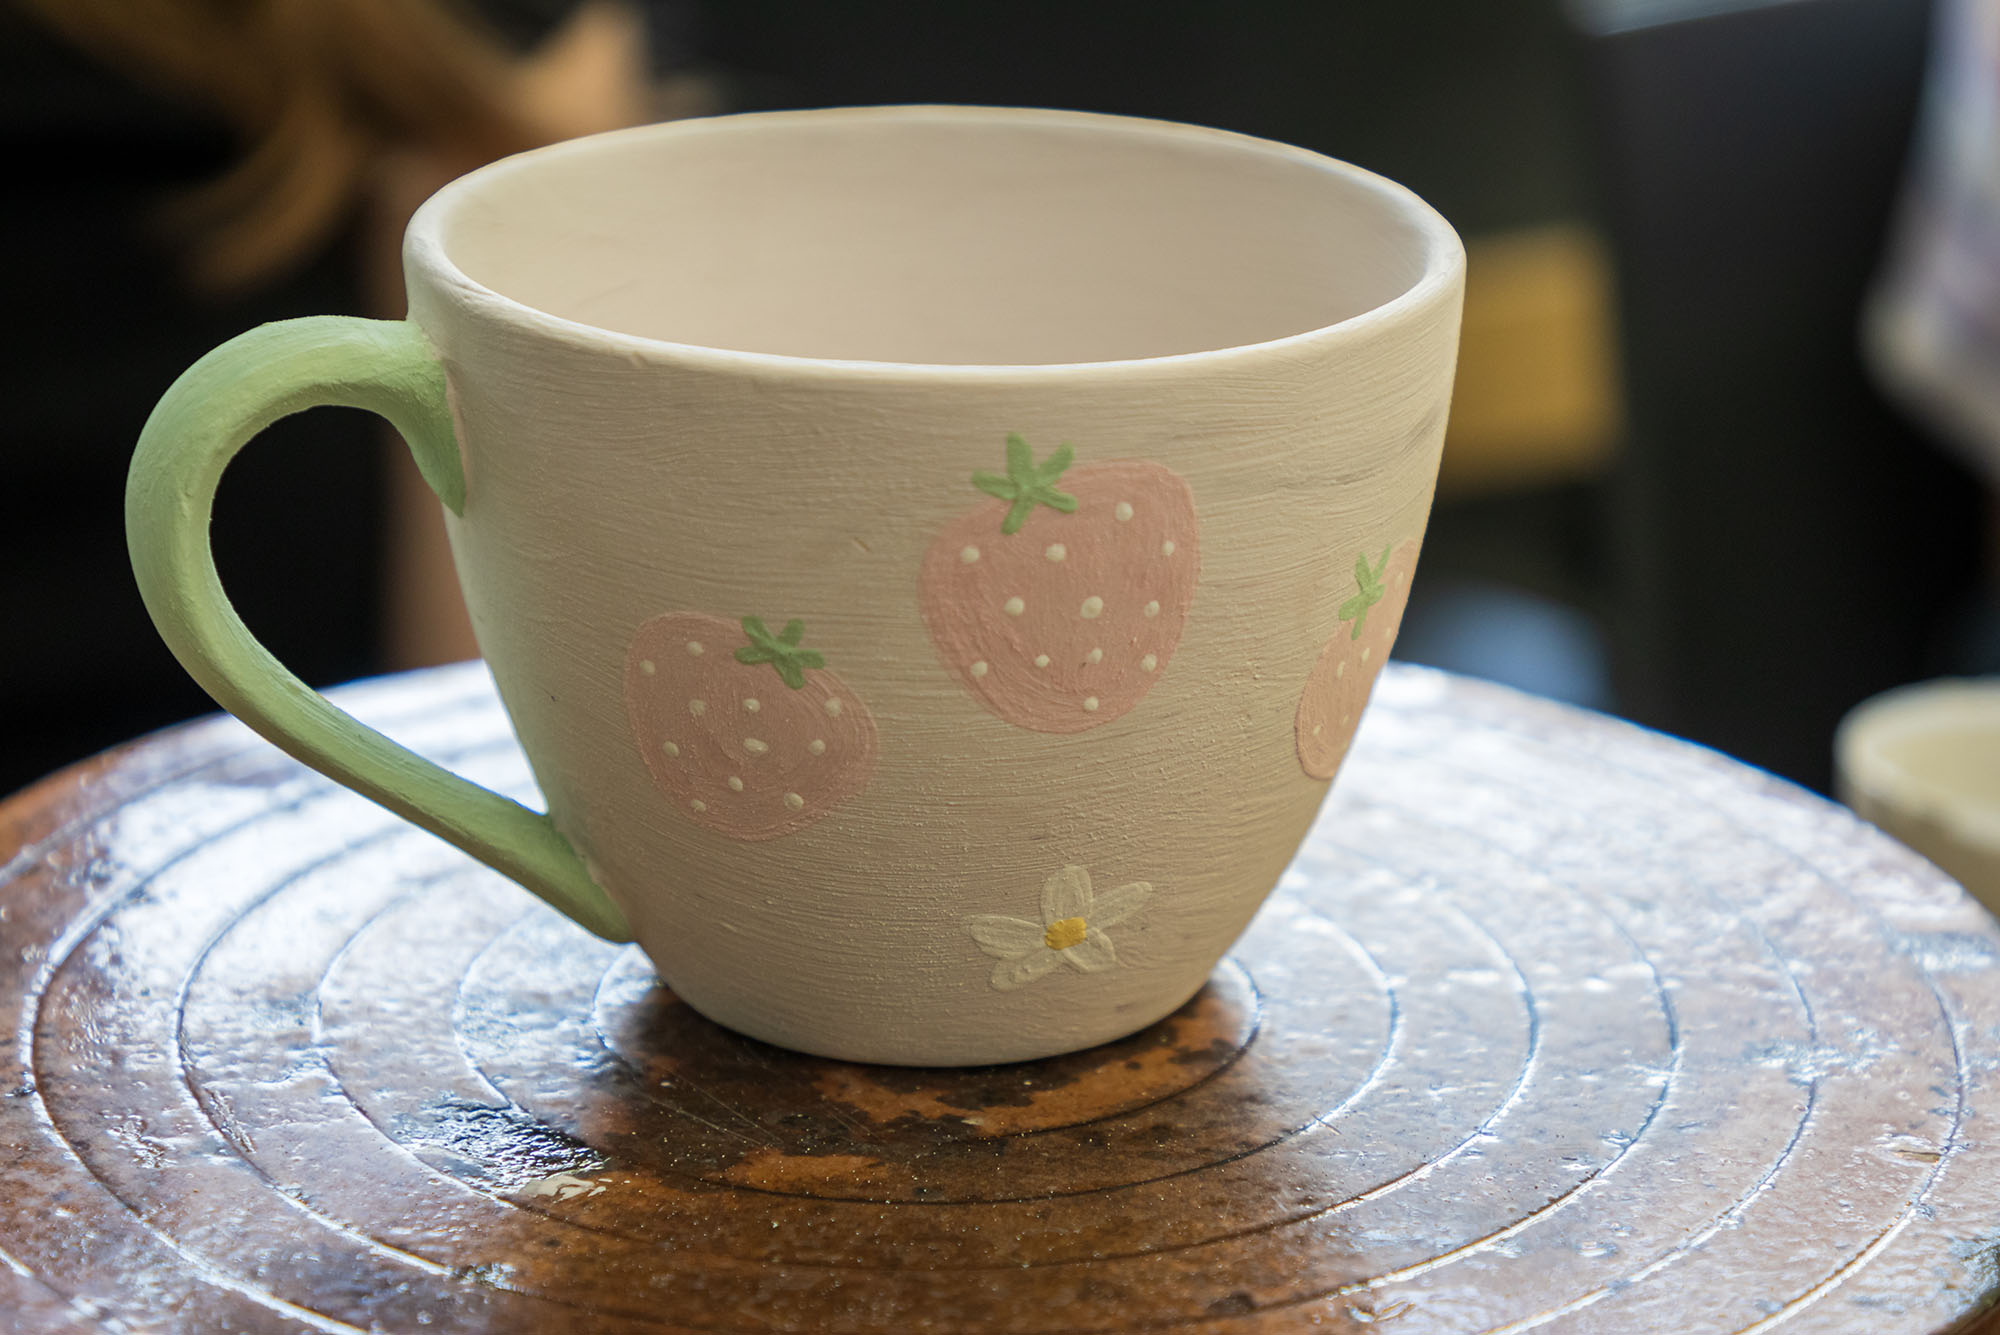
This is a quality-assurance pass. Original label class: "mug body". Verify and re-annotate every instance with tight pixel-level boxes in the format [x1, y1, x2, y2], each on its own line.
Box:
[403, 107, 1463, 1064]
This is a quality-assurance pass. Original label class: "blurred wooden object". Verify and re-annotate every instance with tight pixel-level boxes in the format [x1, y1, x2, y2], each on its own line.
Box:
[10, 0, 594, 293]
[1438, 223, 1622, 495]
[4, 664, 1998, 1332]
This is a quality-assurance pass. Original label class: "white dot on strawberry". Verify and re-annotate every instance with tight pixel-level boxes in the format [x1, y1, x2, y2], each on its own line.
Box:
[640, 659, 657, 676]
[1034, 654, 1051, 668]
[960, 545, 980, 564]
[970, 660, 989, 678]
[1141, 653, 1158, 672]
[744, 739, 768, 755]
[1003, 596, 1025, 616]
[727, 776, 743, 792]
[1086, 648, 1103, 664]
[686, 641, 704, 656]
[690, 799, 706, 812]
[808, 739, 826, 755]
[662, 741, 680, 757]
[1045, 543, 1066, 562]
[783, 793, 805, 811]
[1080, 596, 1104, 619]
[1143, 601, 1160, 618]
[689, 699, 706, 715]
[1083, 696, 1100, 712]
[1114, 501, 1134, 521]
[744, 698, 760, 712]
[823, 699, 842, 716]
[1162, 540, 1176, 556]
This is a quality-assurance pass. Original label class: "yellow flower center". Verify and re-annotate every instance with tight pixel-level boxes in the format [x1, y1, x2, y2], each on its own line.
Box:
[1044, 916, 1088, 951]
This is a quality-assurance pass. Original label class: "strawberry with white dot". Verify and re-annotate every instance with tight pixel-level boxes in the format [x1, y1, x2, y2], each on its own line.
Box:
[624, 612, 878, 840]
[919, 434, 1200, 734]
[1294, 539, 1421, 779]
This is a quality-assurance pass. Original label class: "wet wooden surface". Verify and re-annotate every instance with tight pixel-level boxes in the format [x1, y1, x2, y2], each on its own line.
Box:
[3, 663, 1999, 1334]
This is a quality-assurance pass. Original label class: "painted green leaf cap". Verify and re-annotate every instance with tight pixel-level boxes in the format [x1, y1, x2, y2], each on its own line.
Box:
[735, 616, 825, 690]
[972, 433, 1079, 535]
[1340, 545, 1394, 638]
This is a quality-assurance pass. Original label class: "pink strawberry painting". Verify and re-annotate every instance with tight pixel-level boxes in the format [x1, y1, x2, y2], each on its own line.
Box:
[625, 613, 877, 840]
[919, 434, 1199, 734]
[1295, 539, 1420, 779]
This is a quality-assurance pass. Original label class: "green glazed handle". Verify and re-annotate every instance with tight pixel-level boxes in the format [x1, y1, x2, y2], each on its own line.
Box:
[126, 315, 632, 942]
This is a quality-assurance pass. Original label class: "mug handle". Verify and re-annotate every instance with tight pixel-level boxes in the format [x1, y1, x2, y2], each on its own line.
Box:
[126, 315, 632, 943]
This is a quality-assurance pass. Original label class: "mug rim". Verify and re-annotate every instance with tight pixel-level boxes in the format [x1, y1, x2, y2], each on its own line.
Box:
[404, 104, 1465, 381]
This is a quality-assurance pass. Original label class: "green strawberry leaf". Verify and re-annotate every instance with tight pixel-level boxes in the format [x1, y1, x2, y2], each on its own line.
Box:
[735, 615, 826, 689]
[972, 434, 1079, 535]
[1339, 546, 1392, 638]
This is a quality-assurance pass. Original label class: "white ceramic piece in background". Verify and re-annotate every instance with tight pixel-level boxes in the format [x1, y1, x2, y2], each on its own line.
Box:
[1838, 677, 2000, 914]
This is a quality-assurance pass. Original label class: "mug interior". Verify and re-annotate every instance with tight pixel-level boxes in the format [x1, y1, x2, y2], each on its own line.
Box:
[420, 108, 1449, 366]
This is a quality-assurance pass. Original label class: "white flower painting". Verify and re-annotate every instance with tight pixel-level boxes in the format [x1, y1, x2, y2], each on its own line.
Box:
[964, 864, 1152, 991]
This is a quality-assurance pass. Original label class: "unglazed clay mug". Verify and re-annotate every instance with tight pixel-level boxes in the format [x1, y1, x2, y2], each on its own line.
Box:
[128, 107, 1463, 1064]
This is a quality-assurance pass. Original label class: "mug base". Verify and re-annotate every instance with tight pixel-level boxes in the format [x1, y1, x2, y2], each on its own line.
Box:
[612, 954, 1259, 1074]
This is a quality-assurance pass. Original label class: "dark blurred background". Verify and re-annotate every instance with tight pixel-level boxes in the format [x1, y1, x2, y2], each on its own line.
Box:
[2, 0, 1993, 797]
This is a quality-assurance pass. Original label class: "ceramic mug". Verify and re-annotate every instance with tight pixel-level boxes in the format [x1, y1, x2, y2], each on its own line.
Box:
[128, 107, 1463, 1065]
